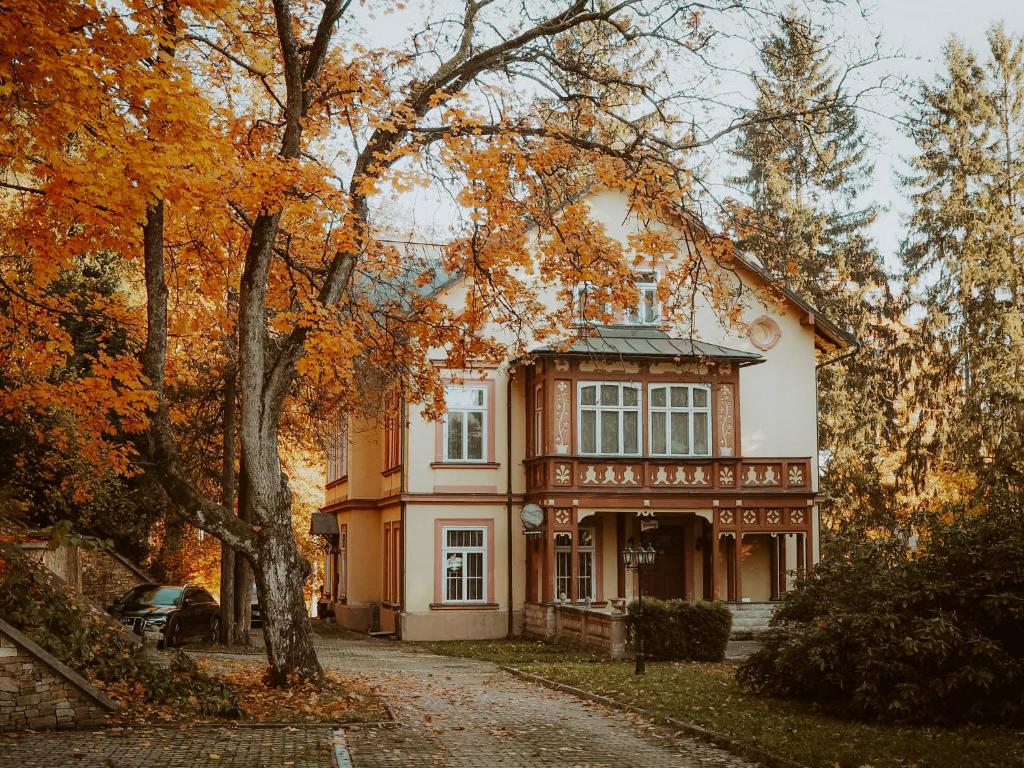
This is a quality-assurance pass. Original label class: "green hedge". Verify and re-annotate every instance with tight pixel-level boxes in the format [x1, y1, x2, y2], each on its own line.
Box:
[627, 598, 732, 661]
[737, 493, 1024, 726]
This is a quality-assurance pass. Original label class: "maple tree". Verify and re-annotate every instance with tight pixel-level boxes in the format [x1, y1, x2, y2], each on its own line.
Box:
[1, 0, 870, 682]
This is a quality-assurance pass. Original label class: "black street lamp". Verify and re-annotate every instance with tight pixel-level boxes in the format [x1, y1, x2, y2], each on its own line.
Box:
[621, 541, 656, 674]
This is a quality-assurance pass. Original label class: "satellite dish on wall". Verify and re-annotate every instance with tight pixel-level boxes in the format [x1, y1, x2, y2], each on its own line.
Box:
[520, 503, 544, 531]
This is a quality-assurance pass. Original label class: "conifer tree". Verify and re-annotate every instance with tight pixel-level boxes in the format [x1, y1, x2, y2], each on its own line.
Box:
[726, 10, 895, 524]
[902, 27, 1024, 493]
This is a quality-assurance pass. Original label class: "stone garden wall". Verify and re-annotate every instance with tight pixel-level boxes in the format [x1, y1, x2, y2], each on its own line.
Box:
[0, 619, 116, 731]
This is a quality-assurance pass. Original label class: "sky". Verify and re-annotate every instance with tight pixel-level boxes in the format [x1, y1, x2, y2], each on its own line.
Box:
[361, 1, 1024, 270]
[846, 0, 1024, 270]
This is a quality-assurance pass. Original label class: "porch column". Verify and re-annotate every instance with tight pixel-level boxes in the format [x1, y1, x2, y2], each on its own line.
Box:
[569, 514, 579, 602]
[803, 527, 814, 575]
[542, 519, 556, 603]
[777, 534, 787, 595]
[769, 534, 780, 601]
[683, 519, 695, 602]
[733, 533, 743, 602]
[710, 516, 720, 601]
[616, 514, 626, 598]
[723, 535, 734, 601]
[795, 532, 806, 576]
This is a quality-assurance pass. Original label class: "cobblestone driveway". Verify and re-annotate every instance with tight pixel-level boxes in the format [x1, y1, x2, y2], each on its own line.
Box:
[0, 724, 333, 767]
[316, 637, 757, 768]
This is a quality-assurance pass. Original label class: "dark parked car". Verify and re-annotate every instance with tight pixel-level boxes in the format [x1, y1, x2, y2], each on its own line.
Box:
[110, 584, 220, 648]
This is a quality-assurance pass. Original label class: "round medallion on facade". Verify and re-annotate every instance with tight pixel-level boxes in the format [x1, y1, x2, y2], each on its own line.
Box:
[747, 315, 782, 351]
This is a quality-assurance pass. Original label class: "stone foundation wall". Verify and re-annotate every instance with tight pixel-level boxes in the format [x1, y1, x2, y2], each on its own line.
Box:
[80, 547, 149, 609]
[0, 625, 114, 731]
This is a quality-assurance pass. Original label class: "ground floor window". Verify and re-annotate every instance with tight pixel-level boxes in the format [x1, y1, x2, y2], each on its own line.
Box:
[441, 526, 487, 603]
[555, 528, 596, 601]
[383, 522, 400, 604]
[338, 526, 347, 602]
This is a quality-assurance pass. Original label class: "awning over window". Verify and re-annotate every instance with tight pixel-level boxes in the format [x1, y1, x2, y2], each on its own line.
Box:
[530, 326, 765, 365]
[310, 512, 339, 536]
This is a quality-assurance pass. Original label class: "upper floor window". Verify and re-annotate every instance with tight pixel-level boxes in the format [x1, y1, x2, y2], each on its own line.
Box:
[573, 281, 612, 325]
[533, 383, 544, 456]
[384, 388, 401, 469]
[624, 271, 660, 325]
[327, 417, 349, 482]
[444, 385, 487, 462]
[649, 384, 711, 456]
[578, 382, 641, 456]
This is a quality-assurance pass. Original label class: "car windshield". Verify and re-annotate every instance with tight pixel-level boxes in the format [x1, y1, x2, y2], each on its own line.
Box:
[120, 586, 182, 606]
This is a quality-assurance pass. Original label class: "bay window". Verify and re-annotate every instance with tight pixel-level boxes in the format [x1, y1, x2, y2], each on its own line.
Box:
[578, 382, 641, 455]
[444, 385, 487, 462]
[441, 526, 487, 603]
[649, 384, 711, 456]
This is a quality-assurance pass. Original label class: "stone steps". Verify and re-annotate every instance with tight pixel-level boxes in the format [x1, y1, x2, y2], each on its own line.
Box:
[726, 602, 777, 639]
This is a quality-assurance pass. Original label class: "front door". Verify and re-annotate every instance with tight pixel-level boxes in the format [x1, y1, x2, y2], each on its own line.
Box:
[641, 526, 686, 600]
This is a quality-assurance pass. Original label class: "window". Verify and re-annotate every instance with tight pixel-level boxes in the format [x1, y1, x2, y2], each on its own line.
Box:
[534, 383, 544, 456]
[554, 528, 596, 601]
[649, 384, 711, 456]
[327, 417, 349, 482]
[573, 281, 612, 324]
[383, 522, 400, 604]
[624, 271, 660, 325]
[578, 382, 641, 455]
[384, 388, 401, 469]
[443, 385, 487, 462]
[338, 527, 347, 601]
[441, 526, 486, 603]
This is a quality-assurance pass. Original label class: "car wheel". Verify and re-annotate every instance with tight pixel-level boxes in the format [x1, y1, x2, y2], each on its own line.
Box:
[208, 615, 220, 643]
[165, 618, 182, 649]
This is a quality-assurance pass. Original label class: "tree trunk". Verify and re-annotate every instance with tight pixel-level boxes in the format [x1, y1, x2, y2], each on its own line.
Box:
[233, 447, 253, 645]
[251, 501, 321, 685]
[219, 361, 237, 644]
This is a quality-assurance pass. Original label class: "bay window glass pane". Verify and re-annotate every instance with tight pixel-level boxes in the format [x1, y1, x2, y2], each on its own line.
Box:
[671, 386, 688, 407]
[694, 387, 708, 408]
[643, 290, 657, 323]
[445, 556, 463, 601]
[600, 384, 618, 405]
[622, 386, 638, 406]
[467, 411, 484, 460]
[651, 386, 666, 407]
[581, 385, 597, 406]
[671, 412, 689, 454]
[447, 412, 464, 459]
[623, 411, 638, 454]
[600, 411, 619, 453]
[694, 412, 709, 455]
[651, 411, 666, 453]
[580, 410, 597, 453]
[578, 529, 594, 547]
[578, 551, 594, 599]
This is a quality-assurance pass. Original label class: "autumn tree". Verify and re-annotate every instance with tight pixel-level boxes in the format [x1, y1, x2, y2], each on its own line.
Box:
[725, 10, 898, 524]
[1, 0, 879, 682]
[901, 26, 1024, 498]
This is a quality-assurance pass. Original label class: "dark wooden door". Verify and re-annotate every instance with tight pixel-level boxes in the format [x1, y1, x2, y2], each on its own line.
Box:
[641, 526, 686, 600]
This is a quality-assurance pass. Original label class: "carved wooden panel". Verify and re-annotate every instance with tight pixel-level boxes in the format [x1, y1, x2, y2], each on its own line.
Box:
[553, 380, 571, 455]
[578, 464, 642, 486]
[648, 464, 712, 486]
[717, 383, 735, 457]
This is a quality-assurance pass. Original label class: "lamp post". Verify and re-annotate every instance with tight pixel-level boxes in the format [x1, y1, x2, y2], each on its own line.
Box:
[621, 541, 656, 674]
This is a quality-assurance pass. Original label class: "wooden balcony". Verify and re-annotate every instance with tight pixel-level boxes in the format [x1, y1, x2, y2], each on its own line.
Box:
[524, 456, 812, 495]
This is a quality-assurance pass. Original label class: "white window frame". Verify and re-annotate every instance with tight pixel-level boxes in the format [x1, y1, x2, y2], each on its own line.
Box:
[440, 526, 488, 604]
[534, 383, 544, 456]
[327, 417, 349, 482]
[623, 270, 661, 325]
[577, 381, 642, 456]
[443, 385, 488, 462]
[648, 383, 712, 457]
[554, 528, 596, 601]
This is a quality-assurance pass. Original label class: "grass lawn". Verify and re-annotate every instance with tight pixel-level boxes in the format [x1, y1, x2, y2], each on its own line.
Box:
[418, 640, 1024, 768]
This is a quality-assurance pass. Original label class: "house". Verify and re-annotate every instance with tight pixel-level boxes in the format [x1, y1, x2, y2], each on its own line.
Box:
[312, 189, 854, 647]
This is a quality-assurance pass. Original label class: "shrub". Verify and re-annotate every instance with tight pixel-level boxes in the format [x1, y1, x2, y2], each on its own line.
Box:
[627, 598, 731, 661]
[737, 494, 1024, 726]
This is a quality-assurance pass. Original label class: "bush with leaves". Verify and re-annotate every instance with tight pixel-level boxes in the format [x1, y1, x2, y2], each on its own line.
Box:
[0, 542, 241, 718]
[628, 598, 732, 662]
[737, 492, 1024, 725]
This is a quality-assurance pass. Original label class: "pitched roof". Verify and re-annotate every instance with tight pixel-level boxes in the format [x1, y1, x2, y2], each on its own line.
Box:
[529, 326, 765, 365]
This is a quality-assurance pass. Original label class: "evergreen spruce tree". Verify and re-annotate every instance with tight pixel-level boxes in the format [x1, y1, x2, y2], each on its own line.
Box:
[902, 27, 1024, 493]
[727, 10, 896, 525]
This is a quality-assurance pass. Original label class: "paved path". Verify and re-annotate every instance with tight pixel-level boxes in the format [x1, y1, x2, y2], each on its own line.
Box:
[0, 724, 334, 767]
[315, 637, 757, 768]
[0, 635, 757, 767]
